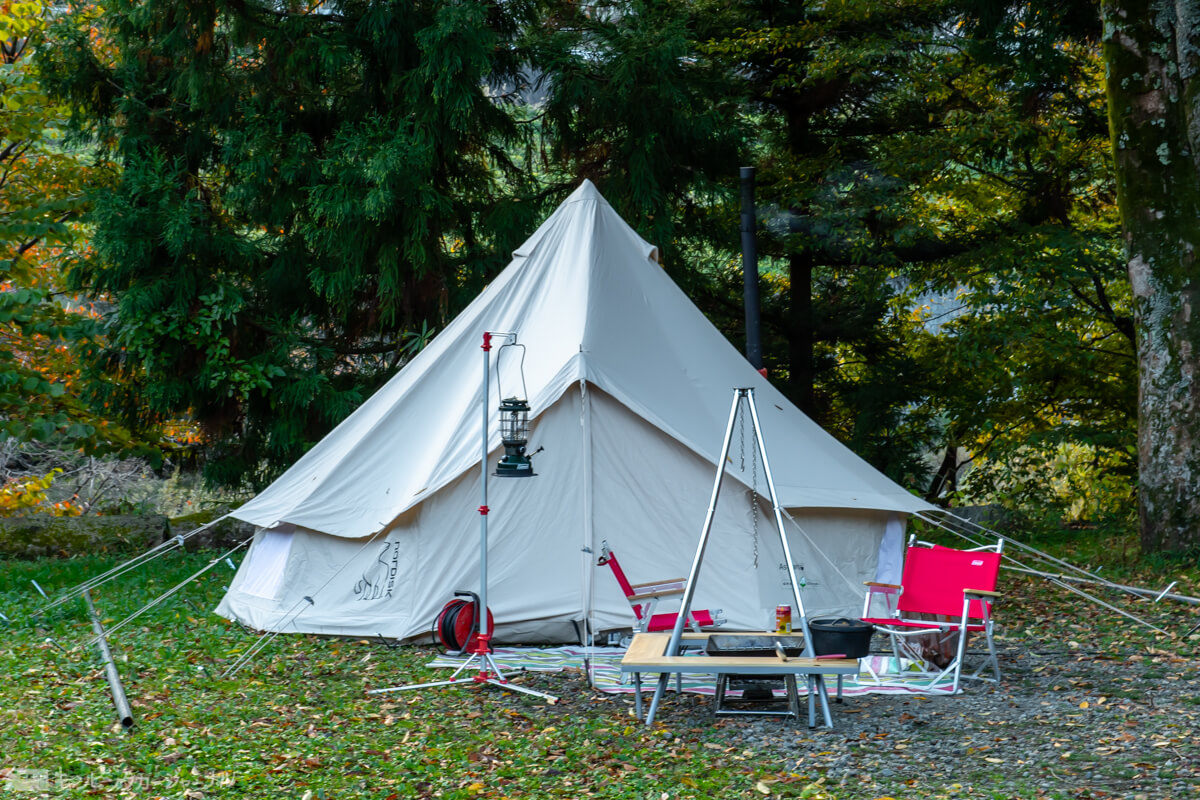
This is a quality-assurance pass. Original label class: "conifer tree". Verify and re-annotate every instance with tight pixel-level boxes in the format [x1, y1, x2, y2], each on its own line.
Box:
[40, 0, 546, 488]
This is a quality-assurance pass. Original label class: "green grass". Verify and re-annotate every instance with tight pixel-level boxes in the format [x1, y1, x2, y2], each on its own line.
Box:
[3, 553, 778, 798]
[2, 538, 1198, 800]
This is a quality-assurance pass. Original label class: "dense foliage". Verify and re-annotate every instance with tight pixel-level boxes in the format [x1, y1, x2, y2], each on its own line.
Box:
[1, 0, 159, 519]
[14, 0, 1189, 551]
[2, 3, 100, 445]
[691, 0, 1134, 511]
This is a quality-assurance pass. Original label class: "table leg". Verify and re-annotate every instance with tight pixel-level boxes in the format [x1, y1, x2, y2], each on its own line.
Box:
[813, 676, 834, 728]
[645, 673, 670, 726]
[633, 672, 643, 720]
[807, 676, 816, 728]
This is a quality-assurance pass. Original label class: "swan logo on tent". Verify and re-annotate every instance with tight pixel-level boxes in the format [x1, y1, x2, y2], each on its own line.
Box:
[777, 561, 818, 590]
[354, 542, 400, 601]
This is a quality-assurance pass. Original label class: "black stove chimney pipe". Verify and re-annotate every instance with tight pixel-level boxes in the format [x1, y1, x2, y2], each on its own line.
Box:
[740, 167, 763, 370]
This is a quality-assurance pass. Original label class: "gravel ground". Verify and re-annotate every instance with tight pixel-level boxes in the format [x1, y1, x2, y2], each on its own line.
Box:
[609, 640, 1200, 799]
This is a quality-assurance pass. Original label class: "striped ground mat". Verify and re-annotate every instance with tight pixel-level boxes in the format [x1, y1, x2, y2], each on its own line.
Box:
[427, 646, 960, 696]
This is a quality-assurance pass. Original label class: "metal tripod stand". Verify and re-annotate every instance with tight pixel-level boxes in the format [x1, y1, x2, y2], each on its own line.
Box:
[643, 386, 835, 725]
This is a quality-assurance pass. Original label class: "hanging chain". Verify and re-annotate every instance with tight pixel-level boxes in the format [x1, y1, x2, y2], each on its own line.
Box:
[750, 414, 759, 568]
[737, 395, 760, 567]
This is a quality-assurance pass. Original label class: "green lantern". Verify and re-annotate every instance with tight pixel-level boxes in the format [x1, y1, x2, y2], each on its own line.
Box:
[495, 397, 535, 477]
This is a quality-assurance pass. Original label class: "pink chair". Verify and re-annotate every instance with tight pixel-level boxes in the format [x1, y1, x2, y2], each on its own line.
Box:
[861, 540, 1002, 693]
[597, 541, 722, 633]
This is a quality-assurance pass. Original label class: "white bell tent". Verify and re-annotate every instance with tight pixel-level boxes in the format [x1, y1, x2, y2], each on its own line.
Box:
[216, 180, 934, 643]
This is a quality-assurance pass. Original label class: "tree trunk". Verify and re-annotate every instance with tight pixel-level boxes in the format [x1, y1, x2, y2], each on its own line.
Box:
[1102, 0, 1200, 554]
[788, 250, 816, 417]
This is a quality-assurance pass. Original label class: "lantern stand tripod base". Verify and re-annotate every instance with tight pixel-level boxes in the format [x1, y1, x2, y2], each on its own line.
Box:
[366, 636, 558, 702]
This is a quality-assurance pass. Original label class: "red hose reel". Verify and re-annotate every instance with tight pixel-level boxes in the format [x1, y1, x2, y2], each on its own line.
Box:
[433, 591, 493, 653]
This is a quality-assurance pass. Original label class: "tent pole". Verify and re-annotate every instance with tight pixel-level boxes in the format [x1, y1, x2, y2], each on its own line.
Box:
[83, 590, 134, 731]
[648, 388, 839, 727]
[747, 390, 838, 726]
[580, 379, 596, 648]
[647, 389, 742, 725]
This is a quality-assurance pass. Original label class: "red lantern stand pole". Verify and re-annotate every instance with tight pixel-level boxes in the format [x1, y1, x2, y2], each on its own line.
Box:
[368, 331, 557, 702]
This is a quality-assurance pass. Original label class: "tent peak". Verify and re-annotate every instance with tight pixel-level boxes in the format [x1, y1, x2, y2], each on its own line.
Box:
[568, 178, 604, 204]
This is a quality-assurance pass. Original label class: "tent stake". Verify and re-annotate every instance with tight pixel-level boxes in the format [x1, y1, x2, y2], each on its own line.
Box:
[83, 590, 134, 731]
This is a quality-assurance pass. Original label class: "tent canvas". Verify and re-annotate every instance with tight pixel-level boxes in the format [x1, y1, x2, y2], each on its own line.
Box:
[216, 180, 934, 643]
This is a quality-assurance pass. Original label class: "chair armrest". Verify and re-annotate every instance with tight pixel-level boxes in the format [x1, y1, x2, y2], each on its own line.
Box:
[631, 578, 686, 591]
[864, 582, 901, 592]
[963, 588, 1000, 598]
[629, 587, 685, 602]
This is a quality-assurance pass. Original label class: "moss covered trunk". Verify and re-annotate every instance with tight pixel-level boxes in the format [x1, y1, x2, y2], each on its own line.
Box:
[1103, 0, 1200, 554]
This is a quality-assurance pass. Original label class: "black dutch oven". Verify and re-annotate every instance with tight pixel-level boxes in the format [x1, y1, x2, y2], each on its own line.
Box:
[809, 617, 875, 658]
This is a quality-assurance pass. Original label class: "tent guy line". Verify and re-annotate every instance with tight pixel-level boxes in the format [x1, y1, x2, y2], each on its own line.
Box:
[917, 512, 1171, 635]
[34, 515, 232, 618]
[79, 538, 252, 650]
[222, 595, 313, 678]
[1000, 567, 1199, 607]
[920, 509, 1169, 605]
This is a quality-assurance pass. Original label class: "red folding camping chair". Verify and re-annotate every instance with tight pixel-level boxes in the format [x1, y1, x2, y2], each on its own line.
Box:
[861, 539, 1003, 693]
[597, 541, 723, 633]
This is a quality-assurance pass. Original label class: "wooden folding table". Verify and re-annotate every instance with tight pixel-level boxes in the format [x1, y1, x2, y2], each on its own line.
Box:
[621, 632, 859, 728]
